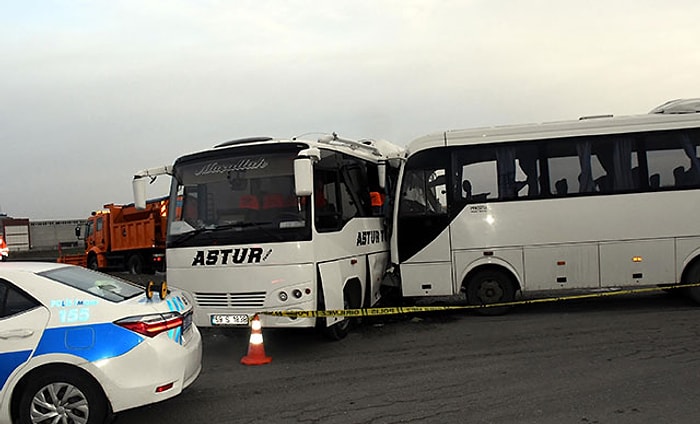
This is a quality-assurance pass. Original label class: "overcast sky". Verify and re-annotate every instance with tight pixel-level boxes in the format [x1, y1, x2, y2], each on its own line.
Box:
[1, 0, 698, 220]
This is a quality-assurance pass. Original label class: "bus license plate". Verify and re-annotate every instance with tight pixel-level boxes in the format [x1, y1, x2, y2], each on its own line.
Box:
[210, 314, 249, 326]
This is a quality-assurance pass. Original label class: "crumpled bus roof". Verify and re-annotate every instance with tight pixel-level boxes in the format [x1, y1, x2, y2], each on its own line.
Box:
[649, 98, 700, 114]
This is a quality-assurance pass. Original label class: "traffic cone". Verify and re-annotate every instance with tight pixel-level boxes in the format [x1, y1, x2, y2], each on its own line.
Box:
[240, 314, 272, 365]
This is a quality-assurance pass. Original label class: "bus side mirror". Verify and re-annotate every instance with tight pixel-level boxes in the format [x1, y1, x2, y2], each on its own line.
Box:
[133, 177, 147, 210]
[132, 165, 172, 210]
[294, 157, 314, 196]
[294, 148, 320, 197]
[378, 161, 387, 190]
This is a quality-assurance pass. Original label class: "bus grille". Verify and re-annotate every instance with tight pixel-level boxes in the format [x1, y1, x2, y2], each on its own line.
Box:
[193, 291, 266, 308]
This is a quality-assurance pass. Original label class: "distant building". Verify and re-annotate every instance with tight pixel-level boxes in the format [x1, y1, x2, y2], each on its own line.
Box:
[0, 216, 31, 252]
[30, 219, 84, 251]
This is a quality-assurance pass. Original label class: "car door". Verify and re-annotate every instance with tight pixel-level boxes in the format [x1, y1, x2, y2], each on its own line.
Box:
[0, 280, 50, 392]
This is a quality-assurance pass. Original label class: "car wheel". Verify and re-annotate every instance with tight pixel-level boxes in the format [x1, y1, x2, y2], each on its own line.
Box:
[18, 370, 107, 424]
[466, 269, 515, 316]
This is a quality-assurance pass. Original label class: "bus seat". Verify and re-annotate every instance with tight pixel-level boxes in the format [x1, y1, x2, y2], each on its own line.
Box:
[239, 194, 260, 210]
[649, 173, 660, 189]
[370, 191, 384, 207]
[263, 194, 296, 209]
[370, 191, 385, 214]
[674, 166, 687, 187]
[555, 178, 568, 195]
[595, 175, 611, 192]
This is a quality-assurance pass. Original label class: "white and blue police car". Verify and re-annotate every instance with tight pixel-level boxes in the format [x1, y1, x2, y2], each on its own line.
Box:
[0, 262, 202, 424]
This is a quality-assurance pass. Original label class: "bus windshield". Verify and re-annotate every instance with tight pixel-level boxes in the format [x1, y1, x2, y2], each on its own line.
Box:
[167, 144, 311, 247]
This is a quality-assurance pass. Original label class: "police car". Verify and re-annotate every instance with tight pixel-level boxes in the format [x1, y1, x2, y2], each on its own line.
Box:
[0, 262, 202, 424]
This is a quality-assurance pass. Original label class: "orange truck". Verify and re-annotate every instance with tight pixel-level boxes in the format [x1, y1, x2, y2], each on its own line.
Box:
[58, 198, 169, 274]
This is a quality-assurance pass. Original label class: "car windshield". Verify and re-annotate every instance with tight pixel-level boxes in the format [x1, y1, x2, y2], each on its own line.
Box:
[167, 143, 311, 247]
[40, 266, 143, 302]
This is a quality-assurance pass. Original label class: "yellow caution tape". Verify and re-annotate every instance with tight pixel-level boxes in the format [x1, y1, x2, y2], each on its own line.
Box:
[259, 282, 700, 319]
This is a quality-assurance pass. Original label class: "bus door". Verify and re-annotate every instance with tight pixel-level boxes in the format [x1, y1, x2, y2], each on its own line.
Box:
[313, 154, 387, 322]
[395, 151, 452, 296]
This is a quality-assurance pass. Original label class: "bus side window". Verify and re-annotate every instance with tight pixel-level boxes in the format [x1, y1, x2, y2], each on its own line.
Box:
[315, 177, 341, 232]
[426, 170, 447, 214]
[400, 170, 428, 215]
[646, 131, 700, 189]
[313, 164, 364, 232]
[456, 148, 497, 203]
[548, 140, 593, 195]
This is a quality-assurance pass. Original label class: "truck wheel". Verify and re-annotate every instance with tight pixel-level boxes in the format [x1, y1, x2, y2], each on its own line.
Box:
[465, 269, 515, 316]
[87, 256, 98, 271]
[127, 255, 144, 275]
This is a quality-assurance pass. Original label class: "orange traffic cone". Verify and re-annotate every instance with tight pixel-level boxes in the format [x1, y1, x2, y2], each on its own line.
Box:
[241, 314, 272, 365]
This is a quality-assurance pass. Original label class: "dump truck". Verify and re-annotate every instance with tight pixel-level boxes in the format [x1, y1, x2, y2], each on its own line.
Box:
[58, 198, 168, 274]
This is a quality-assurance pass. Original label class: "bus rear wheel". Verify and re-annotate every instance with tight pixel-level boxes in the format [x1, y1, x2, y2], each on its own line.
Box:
[683, 262, 700, 304]
[466, 269, 515, 316]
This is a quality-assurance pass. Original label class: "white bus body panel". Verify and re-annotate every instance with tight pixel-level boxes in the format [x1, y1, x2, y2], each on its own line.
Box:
[400, 262, 453, 297]
[676, 237, 700, 277]
[314, 218, 388, 325]
[367, 251, 389, 304]
[166, 218, 389, 328]
[453, 248, 524, 291]
[402, 190, 700, 295]
[524, 244, 599, 290]
[318, 258, 365, 326]
[166, 242, 316, 328]
[599, 239, 675, 286]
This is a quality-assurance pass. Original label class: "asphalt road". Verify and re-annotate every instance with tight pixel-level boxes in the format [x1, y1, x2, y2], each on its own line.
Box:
[115, 290, 700, 424]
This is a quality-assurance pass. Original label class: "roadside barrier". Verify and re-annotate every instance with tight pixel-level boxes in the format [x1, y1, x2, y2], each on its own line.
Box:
[258, 282, 700, 319]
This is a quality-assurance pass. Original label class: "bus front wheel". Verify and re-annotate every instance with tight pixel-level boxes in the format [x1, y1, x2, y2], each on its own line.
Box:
[323, 295, 353, 341]
[465, 269, 515, 316]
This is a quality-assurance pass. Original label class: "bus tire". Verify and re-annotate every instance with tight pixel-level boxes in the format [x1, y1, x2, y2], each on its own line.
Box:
[323, 296, 350, 341]
[683, 262, 700, 304]
[465, 269, 515, 316]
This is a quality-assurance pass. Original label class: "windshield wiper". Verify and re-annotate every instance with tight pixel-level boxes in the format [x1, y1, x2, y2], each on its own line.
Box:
[225, 221, 285, 242]
[170, 225, 215, 245]
[170, 221, 285, 245]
